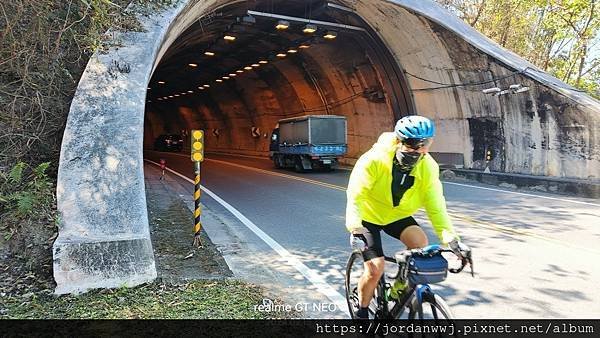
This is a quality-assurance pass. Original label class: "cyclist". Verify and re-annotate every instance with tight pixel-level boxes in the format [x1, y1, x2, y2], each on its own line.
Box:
[346, 115, 467, 319]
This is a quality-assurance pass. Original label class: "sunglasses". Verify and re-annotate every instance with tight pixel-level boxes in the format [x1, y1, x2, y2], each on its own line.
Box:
[400, 138, 432, 150]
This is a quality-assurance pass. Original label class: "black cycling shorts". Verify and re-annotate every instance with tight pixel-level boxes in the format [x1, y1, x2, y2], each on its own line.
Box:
[355, 217, 420, 261]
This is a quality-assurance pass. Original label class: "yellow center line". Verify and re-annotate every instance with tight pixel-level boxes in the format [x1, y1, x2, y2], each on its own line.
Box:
[204, 158, 598, 254]
[448, 212, 600, 255]
[205, 158, 346, 191]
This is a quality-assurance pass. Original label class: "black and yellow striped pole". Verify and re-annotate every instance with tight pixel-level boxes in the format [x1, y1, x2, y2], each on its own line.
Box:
[191, 130, 204, 247]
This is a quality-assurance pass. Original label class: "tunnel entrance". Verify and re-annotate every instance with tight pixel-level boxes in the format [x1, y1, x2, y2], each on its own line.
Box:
[144, 0, 413, 160]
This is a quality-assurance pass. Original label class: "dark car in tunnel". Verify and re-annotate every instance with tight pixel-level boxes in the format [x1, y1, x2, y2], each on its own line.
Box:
[153, 134, 184, 152]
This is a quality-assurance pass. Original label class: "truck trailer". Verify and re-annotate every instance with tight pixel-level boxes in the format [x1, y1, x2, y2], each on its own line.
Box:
[269, 115, 347, 172]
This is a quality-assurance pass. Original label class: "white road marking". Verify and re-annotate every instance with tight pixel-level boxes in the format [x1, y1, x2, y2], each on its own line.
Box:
[180, 157, 600, 248]
[144, 159, 350, 315]
[206, 158, 346, 191]
[204, 155, 600, 207]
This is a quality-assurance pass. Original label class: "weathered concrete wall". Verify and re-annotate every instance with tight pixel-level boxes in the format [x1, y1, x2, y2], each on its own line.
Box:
[54, 0, 206, 293]
[343, 0, 600, 179]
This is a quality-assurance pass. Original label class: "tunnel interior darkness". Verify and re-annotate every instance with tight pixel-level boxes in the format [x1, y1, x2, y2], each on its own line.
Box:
[144, 0, 413, 160]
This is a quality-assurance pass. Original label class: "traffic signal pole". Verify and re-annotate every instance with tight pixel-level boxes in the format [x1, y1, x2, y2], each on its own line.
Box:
[191, 130, 204, 248]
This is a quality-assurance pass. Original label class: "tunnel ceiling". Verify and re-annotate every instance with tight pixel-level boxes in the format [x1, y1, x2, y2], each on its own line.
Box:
[147, 0, 410, 115]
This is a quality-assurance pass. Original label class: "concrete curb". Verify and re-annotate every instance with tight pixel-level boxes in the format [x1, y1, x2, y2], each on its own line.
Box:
[442, 168, 600, 199]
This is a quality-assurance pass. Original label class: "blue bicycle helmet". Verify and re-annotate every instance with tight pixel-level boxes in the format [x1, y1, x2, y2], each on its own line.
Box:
[394, 115, 435, 140]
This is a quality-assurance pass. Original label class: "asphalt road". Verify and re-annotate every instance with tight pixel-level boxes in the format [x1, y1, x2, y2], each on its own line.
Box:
[145, 151, 600, 319]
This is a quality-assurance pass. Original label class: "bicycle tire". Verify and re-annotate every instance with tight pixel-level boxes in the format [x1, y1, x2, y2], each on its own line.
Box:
[408, 292, 455, 337]
[409, 291, 454, 319]
[345, 252, 386, 319]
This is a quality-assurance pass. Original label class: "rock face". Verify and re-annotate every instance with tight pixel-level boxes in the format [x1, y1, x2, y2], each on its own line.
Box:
[55, 0, 599, 293]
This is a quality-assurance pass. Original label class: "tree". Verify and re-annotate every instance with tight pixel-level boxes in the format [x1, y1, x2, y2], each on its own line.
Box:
[436, 0, 600, 99]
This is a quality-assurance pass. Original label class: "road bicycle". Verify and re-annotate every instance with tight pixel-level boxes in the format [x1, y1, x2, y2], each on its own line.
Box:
[345, 244, 473, 320]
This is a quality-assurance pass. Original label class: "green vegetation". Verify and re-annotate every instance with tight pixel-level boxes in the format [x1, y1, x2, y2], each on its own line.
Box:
[0, 0, 141, 170]
[0, 162, 56, 242]
[1, 280, 298, 319]
[0, 0, 174, 298]
[437, 0, 600, 99]
[0, 161, 57, 289]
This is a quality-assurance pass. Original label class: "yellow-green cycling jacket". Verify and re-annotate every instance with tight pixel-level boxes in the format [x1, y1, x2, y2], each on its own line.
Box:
[345, 132, 459, 244]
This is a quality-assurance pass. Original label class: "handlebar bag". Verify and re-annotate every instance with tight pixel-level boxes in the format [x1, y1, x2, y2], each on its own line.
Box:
[407, 252, 448, 285]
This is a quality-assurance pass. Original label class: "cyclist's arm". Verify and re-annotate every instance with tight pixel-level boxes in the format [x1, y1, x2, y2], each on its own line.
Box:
[422, 161, 459, 244]
[345, 154, 377, 232]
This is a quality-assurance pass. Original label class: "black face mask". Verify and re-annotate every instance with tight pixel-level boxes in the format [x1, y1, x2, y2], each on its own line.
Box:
[396, 151, 421, 171]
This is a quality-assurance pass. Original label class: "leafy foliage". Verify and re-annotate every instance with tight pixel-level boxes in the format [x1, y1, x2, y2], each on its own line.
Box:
[0, 0, 173, 291]
[0, 162, 56, 236]
[0, 0, 140, 171]
[436, 0, 600, 99]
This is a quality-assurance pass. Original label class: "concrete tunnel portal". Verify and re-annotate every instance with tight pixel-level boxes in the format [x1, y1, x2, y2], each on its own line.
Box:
[144, 0, 413, 161]
[54, 0, 599, 294]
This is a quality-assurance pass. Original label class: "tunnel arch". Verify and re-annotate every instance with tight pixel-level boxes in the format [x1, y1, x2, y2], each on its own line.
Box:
[145, 0, 416, 161]
[54, 0, 599, 293]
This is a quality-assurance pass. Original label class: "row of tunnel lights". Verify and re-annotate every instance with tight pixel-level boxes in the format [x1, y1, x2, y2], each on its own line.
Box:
[147, 20, 338, 103]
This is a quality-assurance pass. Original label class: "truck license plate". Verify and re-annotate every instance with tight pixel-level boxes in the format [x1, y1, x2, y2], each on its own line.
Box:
[323, 159, 332, 164]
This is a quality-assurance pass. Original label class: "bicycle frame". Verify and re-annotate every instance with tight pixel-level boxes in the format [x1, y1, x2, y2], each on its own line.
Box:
[346, 244, 472, 320]
[379, 255, 419, 319]
[378, 246, 471, 319]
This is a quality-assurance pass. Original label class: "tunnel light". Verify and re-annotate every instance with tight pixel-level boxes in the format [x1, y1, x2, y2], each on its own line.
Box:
[158, 81, 166, 84]
[251, 63, 260, 67]
[188, 63, 198, 67]
[276, 53, 287, 58]
[287, 48, 298, 54]
[168, 95, 174, 98]
[203, 84, 210, 88]
[216, 79, 223, 83]
[224, 34, 236, 41]
[324, 31, 337, 40]
[236, 70, 244, 73]
[187, 90, 193, 93]
[174, 94, 180, 97]
[299, 43, 310, 49]
[275, 20, 290, 30]
[259, 60, 268, 64]
[229, 73, 237, 77]
[222, 76, 230, 80]
[147, 87, 151, 90]
[198, 86, 204, 90]
[303, 24, 317, 34]
[204, 51, 215, 56]
[244, 66, 253, 70]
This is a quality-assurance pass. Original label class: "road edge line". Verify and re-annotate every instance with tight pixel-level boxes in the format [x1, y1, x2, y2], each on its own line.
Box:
[144, 159, 350, 316]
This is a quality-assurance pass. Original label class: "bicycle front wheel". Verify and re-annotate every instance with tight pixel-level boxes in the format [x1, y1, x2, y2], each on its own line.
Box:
[345, 252, 386, 319]
[407, 291, 455, 337]
[408, 290, 454, 320]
